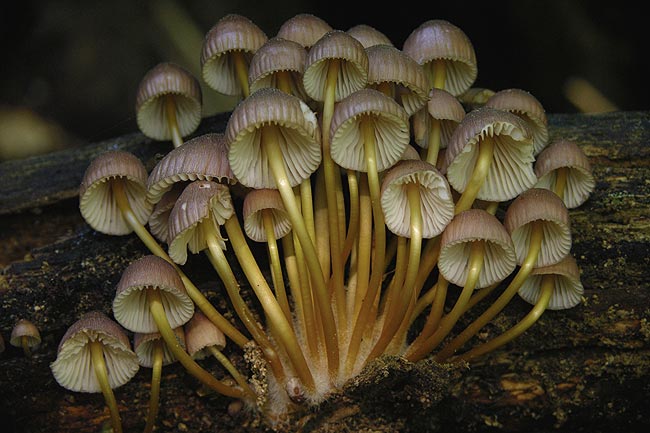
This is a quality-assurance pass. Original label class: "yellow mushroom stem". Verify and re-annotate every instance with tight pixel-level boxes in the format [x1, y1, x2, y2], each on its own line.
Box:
[275, 70, 294, 95]
[432, 58, 447, 90]
[143, 339, 163, 433]
[406, 240, 485, 362]
[111, 179, 249, 348]
[413, 236, 441, 298]
[146, 289, 245, 399]
[345, 118, 387, 376]
[262, 209, 292, 323]
[425, 117, 442, 166]
[262, 124, 340, 380]
[20, 336, 32, 357]
[207, 345, 257, 399]
[231, 50, 250, 98]
[342, 170, 360, 264]
[453, 273, 555, 363]
[367, 182, 423, 361]
[203, 220, 287, 386]
[434, 220, 544, 361]
[164, 95, 183, 149]
[88, 340, 123, 433]
[351, 174, 372, 322]
[417, 276, 449, 340]
[554, 167, 569, 201]
[454, 136, 496, 214]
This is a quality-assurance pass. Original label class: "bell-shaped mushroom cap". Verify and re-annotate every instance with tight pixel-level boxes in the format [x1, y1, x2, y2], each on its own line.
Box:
[330, 88, 410, 172]
[412, 88, 466, 149]
[485, 88, 549, 156]
[534, 139, 596, 209]
[242, 188, 292, 242]
[50, 311, 139, 393]
[402, 19, 478, 96]
[226, 87, 321, 189]
[443, 106, 537, 203]
[458, 87, 495, 111]
[112, 255, 195, 334]
[167, 180, 233, 265]
[365, 44, 429, 117]
[135, 62, 202, 142]
[347, 24, 394, 48]
[438, 209, 517, 289]
[249, 37, 308, 99]
[147, 132, 235, 205]
[303, 30, 369, 102]
[504, 188, 572, 268]
[184, 311, 226, 360]
[148, 183, 185, 243]
[10, 319, 41, 350]
[276, 13, 333, 49]
[518, 254, 584, 310]
[79, 150, 153, 236]
[380, 159, 454, 238]
[201, 13, 268, 96]
[133, 327, 186, 368]
[400, 144, 422, 161]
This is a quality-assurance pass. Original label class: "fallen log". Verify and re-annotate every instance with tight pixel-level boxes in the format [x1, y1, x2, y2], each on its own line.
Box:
[0, 110, 648, 433]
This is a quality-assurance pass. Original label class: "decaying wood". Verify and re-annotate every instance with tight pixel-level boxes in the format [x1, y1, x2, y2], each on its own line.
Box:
[0, 111, 649, 433]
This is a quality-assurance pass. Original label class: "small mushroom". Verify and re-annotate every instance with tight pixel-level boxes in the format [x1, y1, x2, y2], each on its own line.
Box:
[50, 311, 139, 433]
[276, 13, 333, 50]
[347, 24, 393, 48]
[135, 62, 202, 149]
[201, 13, 268, 98]
[458, 87, 496, 111]
[10, 319, 41, 357]
[248, 37, 308, 100]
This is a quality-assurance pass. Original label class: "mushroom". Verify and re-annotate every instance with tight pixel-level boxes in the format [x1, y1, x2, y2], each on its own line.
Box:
[276, 13, 333, 50]
[248, 37, 308, 100]
[148, 183, 185, 244]
[534, 139, 596, 208]
[133, 327, 186, 433]
[347, 24, 393, 48]
[442, 106, 537, 213]
[201, 13, 268, 98]
[435, 188, 571, 360]
[111, 254, 245, 399]
[135, 62, 203, 149]
[405, 209, 516, 362]
[50, 311, 139, 433]
[485, 88, 549, 156]
[402, 19, 477, 96]
[455, 254, 584, 362]
[412, 87, 466, 166]
[458, 87, 496, 111]
[10, 319, 41, 357]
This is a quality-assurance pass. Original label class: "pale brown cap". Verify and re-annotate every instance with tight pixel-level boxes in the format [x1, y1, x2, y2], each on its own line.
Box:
[276, 13, 333, 49]
[365, 44, 429, 117]
[133, 327, 186, 367]
[226, 87, 321, 189]
[400, 144, 422, 161]
[79, 150, 152, 236]
[50, 311, 139, 393]
[412, 88, 465, 150]
[167, 180, 233, 265]
[184, 311, 226, 359]
[347, 24, 393, 48]
[380, 159, 454, 238]
[201, 13, 268, 96]
[10, 319, 41, 350]
[147, 132, 235, 205]
[402, 19, 477, 96]
[534, 139, 595, 209]
[443, 107, 537, 202]
[112, 255, 194, 334]
[504, 188, 572, 268]
[243, 188, 292, 242]
[148, 183, 185, 244]
[518, 254, 584, 310]
[135, 62, 202, 141]
[303, 30, 369, 102]
[330, 88, 410, 172]
[485, 88, 549, 155]
[249, 37, 308, 99]
[438, 209, 516, 289]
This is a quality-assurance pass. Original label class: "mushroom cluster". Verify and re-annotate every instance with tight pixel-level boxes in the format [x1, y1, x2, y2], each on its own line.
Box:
[52, 12, 596, 428]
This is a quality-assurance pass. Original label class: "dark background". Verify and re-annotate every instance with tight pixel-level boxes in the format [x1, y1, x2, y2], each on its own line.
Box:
[0, 0, 646, 160]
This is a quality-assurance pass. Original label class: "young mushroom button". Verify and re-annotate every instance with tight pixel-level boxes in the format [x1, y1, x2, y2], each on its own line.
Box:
[277, 13, 333, 50]
[10, 319, 41, 357]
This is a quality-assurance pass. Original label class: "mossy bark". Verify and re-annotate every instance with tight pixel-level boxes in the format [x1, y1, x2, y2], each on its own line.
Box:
[1, 111, 649, 433]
